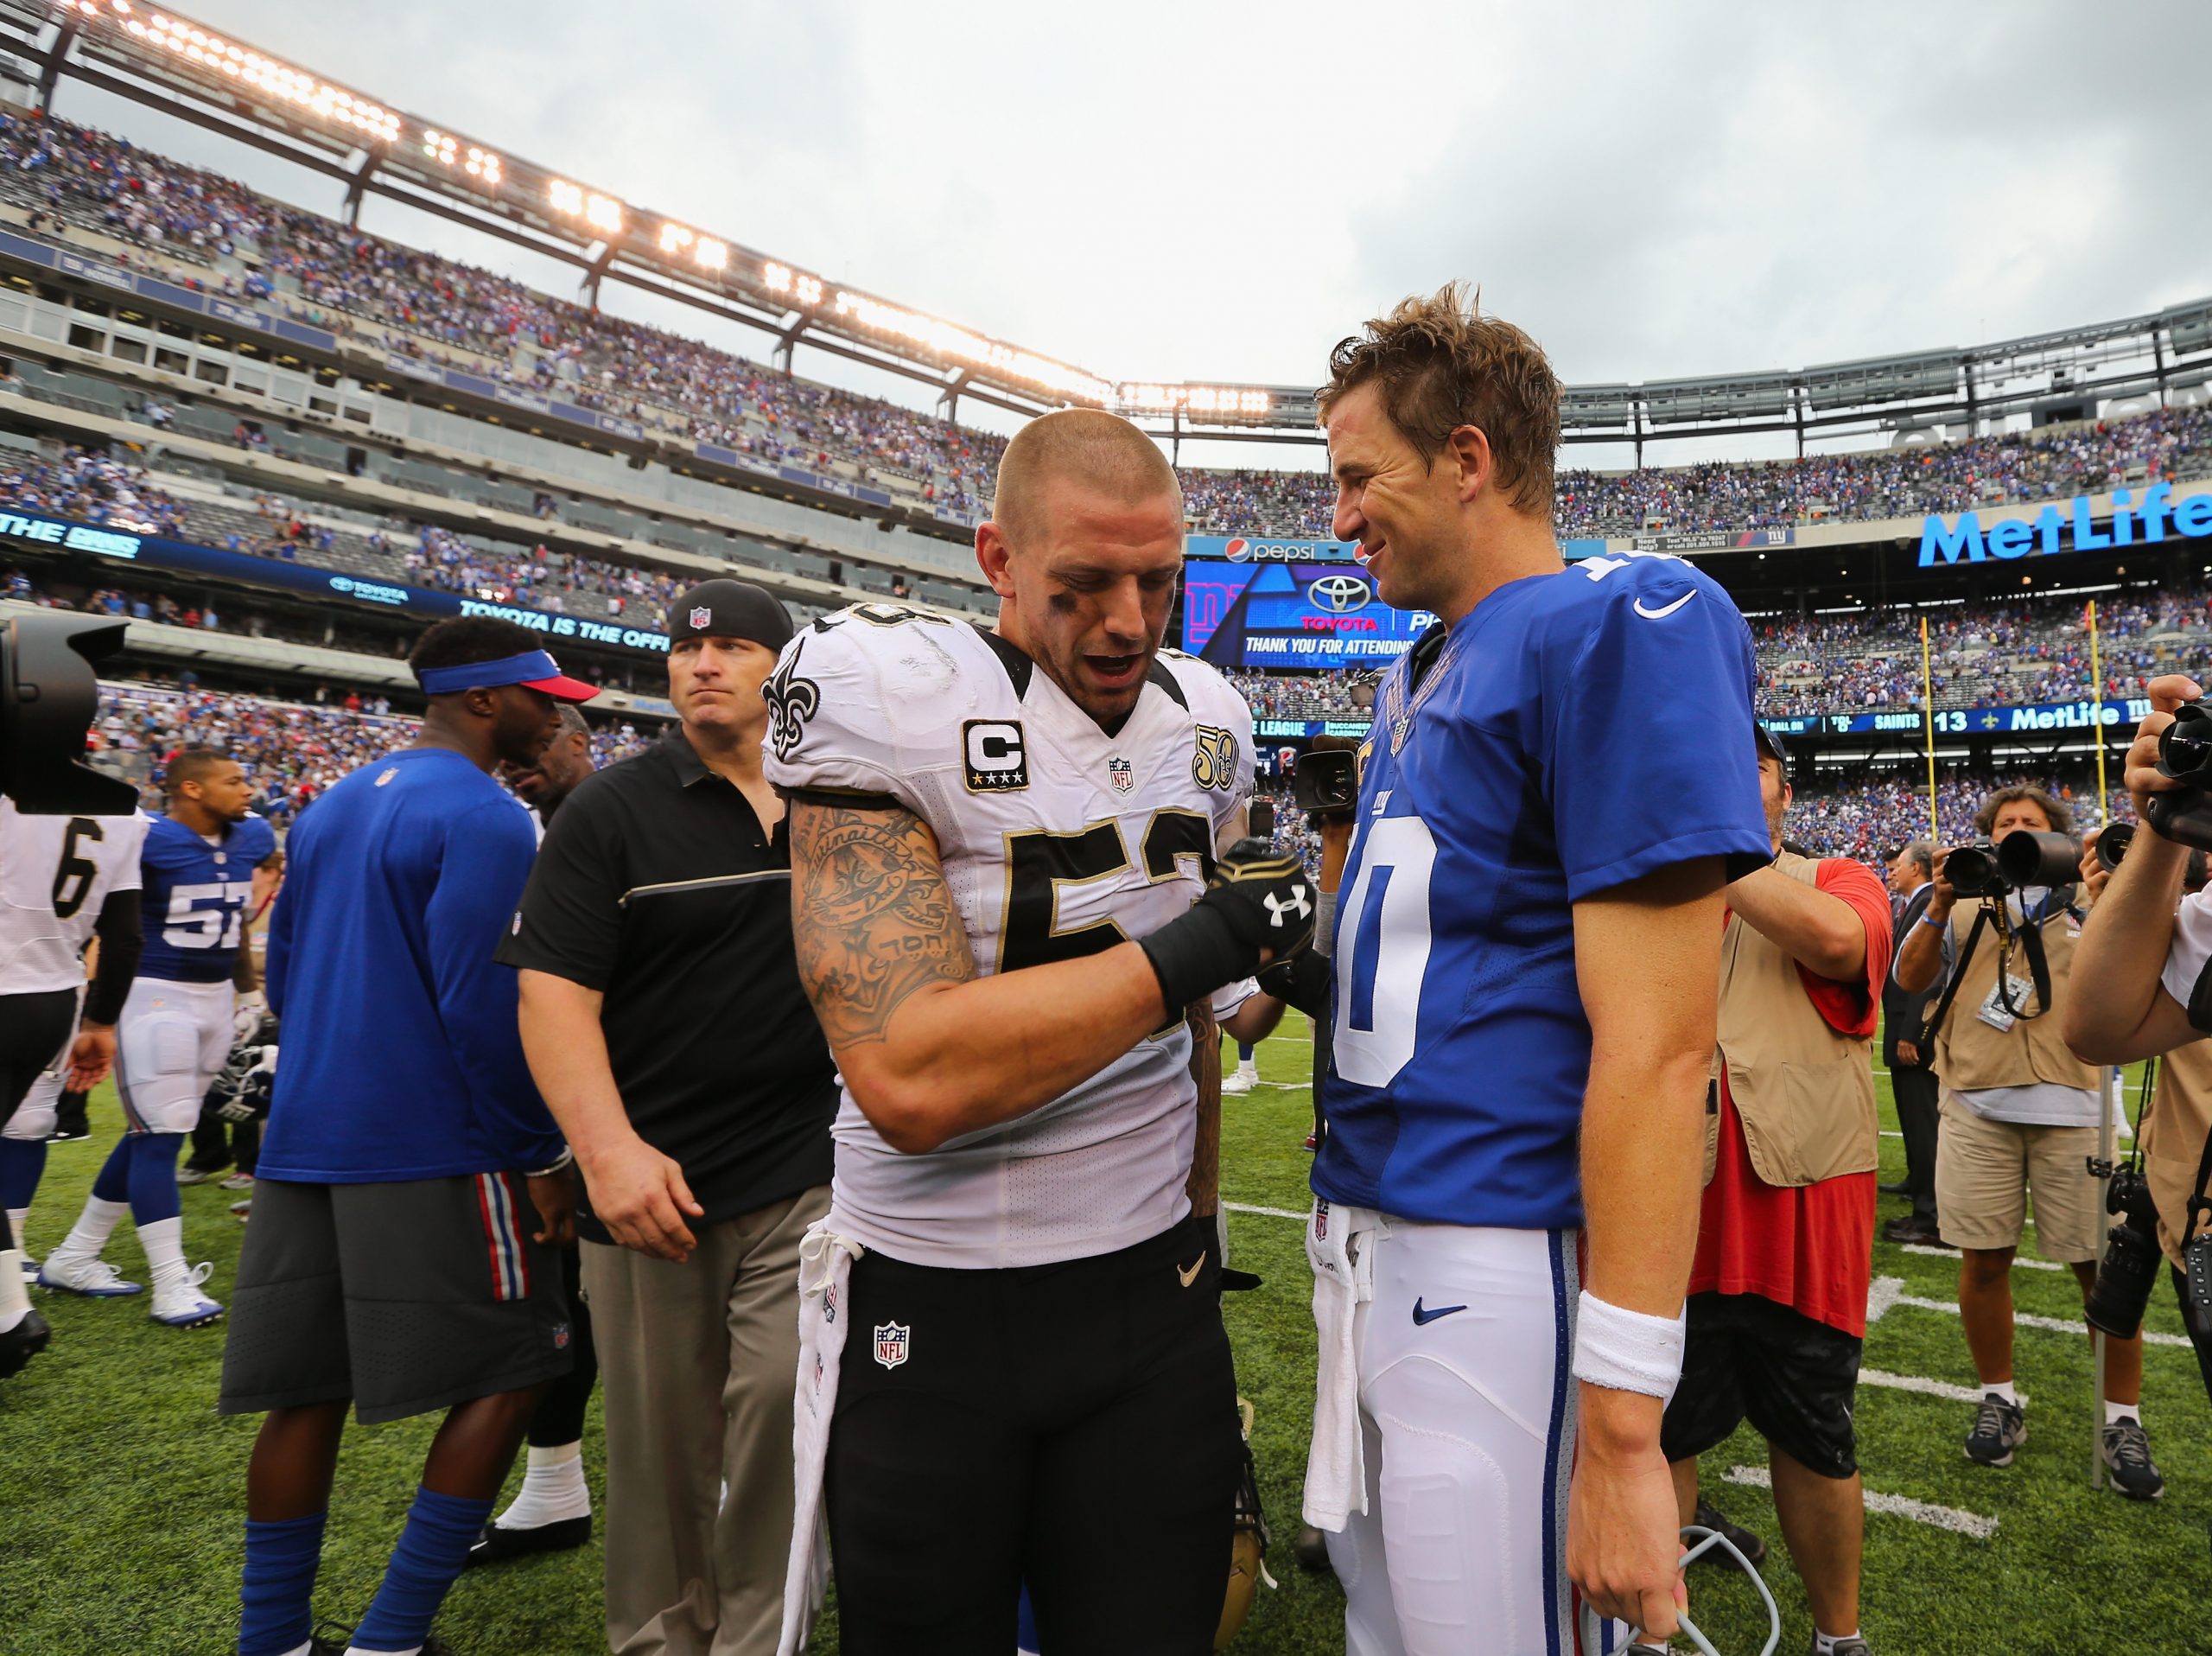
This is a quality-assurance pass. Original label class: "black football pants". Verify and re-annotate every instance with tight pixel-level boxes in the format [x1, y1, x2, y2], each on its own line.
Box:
[825, 1213, 1240, 1656]
[0, 989, 78, 1254]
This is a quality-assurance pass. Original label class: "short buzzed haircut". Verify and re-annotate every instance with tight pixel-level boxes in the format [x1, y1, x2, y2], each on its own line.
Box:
[1319, 282, 1561, 516]
[166, 746, 234, 795]
[990, 409, 1180, 545]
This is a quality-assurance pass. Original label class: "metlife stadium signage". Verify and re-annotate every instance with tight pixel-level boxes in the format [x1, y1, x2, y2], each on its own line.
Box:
[1759, 695, 2153, 738]
[0, 508, 670, 657]
[1916, 482, 2212, 567]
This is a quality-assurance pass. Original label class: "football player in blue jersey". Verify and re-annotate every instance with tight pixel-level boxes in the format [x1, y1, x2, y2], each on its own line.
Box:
[40, 748, 279, 1328]
[1294, 289, 1771, 1656]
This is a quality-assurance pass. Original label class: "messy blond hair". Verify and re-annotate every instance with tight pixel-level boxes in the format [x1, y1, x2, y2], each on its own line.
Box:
[1318, 282, 1560, 516]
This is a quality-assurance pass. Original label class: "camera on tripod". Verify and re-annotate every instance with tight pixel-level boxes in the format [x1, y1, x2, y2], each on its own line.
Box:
[1944, 831, 2082, 899]
[2085, 1166, 2165, 1340]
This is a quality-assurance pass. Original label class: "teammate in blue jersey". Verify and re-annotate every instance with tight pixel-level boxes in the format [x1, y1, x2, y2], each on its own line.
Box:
[39, 749, 278, 1330]
[218, 617, 596, 1656]
[1294, 290, 1771, 1656]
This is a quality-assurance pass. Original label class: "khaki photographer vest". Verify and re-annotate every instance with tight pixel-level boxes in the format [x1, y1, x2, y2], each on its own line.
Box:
[1708, 851, 1880, 1189]
[2145, 1038, 2212, 1271]
[1929, 897, 2099, 1093]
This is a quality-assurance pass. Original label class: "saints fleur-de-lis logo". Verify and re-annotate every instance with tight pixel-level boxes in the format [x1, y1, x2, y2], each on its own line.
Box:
[763, 641, 822, 761]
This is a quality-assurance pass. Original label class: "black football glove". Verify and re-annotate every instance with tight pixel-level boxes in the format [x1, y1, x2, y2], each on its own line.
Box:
[1256, 947, 1332, 1020]
[1140, 838, 1317, 1014]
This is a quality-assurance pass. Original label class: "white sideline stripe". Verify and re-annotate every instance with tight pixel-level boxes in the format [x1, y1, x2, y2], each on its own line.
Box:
[1866, 1274, 2190, 1348]
[1880, 1130, 1903, 1138]
[1224, 1201, 1310, 1221]
[1901, 1242, 2063, 1271]
[1860, 1367, 2025, 1404]
[1722, 1465, 1998, 1540]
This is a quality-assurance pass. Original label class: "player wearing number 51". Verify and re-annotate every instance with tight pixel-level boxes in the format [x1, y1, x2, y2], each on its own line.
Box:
[1297, 287, 1771, 1656]
[765, 409, 1300, 1656]
[38, 749, 277, 1329]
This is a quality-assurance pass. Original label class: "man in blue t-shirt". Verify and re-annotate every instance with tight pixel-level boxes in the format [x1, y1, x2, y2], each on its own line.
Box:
[1294, 290, 1770, 1656]
[38, 749, 278, 1330]
[218, 618, 596, 1656]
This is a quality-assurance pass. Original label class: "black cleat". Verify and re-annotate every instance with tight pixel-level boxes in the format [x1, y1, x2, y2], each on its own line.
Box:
[43, 1124, 89, 1143]
[465, 1514, 591, 1567]
[1692, 1498, 1767, 1569]
[0, 1308, 52, 1378]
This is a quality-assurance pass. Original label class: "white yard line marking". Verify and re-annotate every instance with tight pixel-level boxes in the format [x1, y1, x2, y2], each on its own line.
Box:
[1866, 1274, 2190, 1347]
[1860, 1367, 2025, 1404]
[1224, 1201, 1310, 1221]
[1879, 1130, 1903, 1138]
[1900, 1243, 2063, 1271]
[1723, 1465, 1997, 1539]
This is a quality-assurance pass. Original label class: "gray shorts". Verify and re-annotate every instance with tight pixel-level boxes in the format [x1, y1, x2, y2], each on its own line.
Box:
[219, 1172, 574, 1424]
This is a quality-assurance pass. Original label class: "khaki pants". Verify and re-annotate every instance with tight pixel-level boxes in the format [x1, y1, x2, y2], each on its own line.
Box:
[1934, 1092, 2101, 1262]
[582, 1183, 830, 1656]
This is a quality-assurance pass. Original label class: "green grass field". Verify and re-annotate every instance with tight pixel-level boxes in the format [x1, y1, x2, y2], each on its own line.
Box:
[3, 1035, 2204, 1653]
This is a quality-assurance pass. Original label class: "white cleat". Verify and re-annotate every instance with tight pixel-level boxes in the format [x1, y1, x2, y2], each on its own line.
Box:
[149, 1262, 223, 1328]
[18, 1252, 37, 1285]
[1219, 1067, 1260, 1096]
[37, 1252, 143, 1297]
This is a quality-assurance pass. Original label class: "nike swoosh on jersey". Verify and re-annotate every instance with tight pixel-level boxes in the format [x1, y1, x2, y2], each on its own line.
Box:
[1177, 1251, 1207, 1288]
[1632, 591, 1697, 621]
[1411, 1297, 1467, 1325]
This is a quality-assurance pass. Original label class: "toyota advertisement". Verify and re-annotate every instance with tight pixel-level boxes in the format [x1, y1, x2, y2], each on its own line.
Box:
[1180, 557, 1437, 669]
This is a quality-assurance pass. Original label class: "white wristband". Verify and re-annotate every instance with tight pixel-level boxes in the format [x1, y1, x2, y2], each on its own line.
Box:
[1572, 1290, 1686, 1398]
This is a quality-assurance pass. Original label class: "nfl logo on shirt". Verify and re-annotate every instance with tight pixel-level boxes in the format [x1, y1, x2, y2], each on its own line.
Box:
[689, 605, 712, 630]
[1107, 757, 1134, 794]
[873, 1322, 910, 1370]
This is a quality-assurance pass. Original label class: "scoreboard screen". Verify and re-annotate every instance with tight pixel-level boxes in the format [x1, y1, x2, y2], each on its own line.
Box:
[1179, 558, 1436, 670]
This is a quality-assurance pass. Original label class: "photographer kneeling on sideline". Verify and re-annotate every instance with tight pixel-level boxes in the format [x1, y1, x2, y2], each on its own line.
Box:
[1892, 784, 2159, 1495]
[2064, 671, 2212, 1408]
[1659, 725, 1892, 1656]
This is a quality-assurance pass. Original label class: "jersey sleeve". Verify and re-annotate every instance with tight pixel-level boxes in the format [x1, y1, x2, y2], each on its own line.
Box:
[105, 813, 147, 894]
[1546, 564, 1772, 901]
[759, 620, 927, 813]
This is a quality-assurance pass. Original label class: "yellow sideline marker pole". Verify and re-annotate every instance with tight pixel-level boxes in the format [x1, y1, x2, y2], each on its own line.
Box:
[1921, 616, 1938, 841]
[2088, 601, 2110, 825]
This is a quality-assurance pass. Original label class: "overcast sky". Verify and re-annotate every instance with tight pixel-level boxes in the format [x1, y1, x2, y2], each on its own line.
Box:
[48, 1, 2212, 465]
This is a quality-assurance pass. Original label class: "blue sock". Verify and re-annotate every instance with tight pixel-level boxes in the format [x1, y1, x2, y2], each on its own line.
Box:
[240, 1511, 327, 1656]
[1236, 1041, 1255, 1062]
[0, 1136, 45, 1210]
[90, 1136, 130, 1203]
[349, 1486, 493, 1653]
[126, 1132, 183, 1225]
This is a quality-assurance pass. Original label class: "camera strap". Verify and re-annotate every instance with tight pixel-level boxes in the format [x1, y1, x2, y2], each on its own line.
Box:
[1919, 905, 1990, 1047]
[1996, 901, 2056, 1022]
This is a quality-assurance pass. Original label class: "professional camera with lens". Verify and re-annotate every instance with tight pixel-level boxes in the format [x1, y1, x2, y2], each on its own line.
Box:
[1945, 830, 2084, 898]
[2143, 699, 2212, 851]
[1292, 748, 1357, 816]
[2085, 1166, 2166, 1340]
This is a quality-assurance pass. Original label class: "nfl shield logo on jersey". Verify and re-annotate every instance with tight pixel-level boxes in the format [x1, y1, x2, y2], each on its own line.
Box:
[1108, 757, 1134, 794]
[873, 1322, 910, 1370]
[689, 605, 712, 630]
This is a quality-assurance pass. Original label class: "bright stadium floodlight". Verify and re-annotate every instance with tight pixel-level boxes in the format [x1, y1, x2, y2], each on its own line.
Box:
[832, 290, 1113, 404]
[659, 223, 693, 256]
[116, 5, 401, 143]
[694, 238, 728, 272]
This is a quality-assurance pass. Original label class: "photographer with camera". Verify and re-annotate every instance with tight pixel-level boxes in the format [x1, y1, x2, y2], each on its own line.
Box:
[1892, 785, 2159, 1494]
[2065, 672, 2212, 1411]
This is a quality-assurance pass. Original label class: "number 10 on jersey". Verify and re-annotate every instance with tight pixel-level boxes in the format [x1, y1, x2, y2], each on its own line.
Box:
[1332, 816, 1435, 1087]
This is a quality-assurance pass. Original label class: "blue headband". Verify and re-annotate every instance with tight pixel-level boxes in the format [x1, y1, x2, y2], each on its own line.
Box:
[416, 649, 560, 696]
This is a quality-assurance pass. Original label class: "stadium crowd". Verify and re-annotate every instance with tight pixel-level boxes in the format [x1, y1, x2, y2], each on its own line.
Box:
[7, 108, 2212, 544]
[0, 445, 189, 537]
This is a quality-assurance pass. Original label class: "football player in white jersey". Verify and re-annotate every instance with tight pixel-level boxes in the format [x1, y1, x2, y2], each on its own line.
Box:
[766, 410, 1312, 1656]
[0, 797, 146, 1375]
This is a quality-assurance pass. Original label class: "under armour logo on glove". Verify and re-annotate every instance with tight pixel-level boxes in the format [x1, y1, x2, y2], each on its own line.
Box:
[1264, 885, 1313, 928]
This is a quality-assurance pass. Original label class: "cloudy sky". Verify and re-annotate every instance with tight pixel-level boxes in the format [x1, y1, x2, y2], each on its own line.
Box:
[48, 1, 2212, 462]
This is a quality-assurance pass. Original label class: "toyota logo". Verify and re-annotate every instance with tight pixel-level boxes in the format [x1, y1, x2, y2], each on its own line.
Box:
[1307, 575, 1371, 614]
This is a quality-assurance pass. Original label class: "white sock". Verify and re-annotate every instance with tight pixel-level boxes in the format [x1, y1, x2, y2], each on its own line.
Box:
[1814, 1634, 1861, 1656]
[273, 1643, 311, 1656]
[137, 1214, 188, 1290]
[6, 1207, 27, 1252]
[346, 1646, 420, 1656]
[495, 1439, 591, 1528]
[1983, 1379, 2019, 1406]
[0, 1249, 29, 1332]
[2106, 1398, 2140, 1426]
[52, 1194, 126, 1262]
[1236, 1062, 1258, 1078]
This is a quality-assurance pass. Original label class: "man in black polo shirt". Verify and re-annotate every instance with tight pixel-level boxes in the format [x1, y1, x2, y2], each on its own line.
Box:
[500, 579, 836, 1656]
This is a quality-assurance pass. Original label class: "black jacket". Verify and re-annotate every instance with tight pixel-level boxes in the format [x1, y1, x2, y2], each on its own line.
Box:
[1882, 883, 1939, 1067]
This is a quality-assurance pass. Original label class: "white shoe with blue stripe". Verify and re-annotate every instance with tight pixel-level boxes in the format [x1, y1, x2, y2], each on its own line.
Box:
[149, 1261, 223, 1328]
[37, 1252, 142, 1296]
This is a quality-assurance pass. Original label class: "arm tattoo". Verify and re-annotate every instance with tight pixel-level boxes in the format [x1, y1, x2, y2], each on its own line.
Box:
[789, 799, 976, 1049]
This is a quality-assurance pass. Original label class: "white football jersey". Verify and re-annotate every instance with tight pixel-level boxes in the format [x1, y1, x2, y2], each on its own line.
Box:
[0, 799, 148, 996]
[763, 605, 1256, 1268]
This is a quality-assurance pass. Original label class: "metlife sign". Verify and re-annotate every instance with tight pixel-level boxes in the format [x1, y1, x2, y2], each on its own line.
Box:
[1760, 696, 2153, 738]
[1917, 482, 2212, 567]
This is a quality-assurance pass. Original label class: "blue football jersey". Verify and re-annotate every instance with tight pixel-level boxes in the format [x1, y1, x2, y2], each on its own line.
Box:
[137, 811, 279, 984]
[1313, 552, 1771, 1232]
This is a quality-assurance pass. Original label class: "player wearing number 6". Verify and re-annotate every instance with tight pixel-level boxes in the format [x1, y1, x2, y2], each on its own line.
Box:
[40, 749, 276, 1328]
[1300, 288, 1771, 1656]
[766, 410, 1301, 1656]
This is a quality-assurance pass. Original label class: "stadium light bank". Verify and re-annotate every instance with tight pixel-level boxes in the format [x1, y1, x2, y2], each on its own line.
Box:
[1917, 482, 2212, 566]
